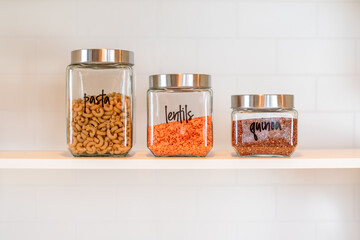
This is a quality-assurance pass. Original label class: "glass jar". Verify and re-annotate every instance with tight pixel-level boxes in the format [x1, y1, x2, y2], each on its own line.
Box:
[231, 94, 298, 157]
[66, 49, 134, 157]
[147, 74, 213, 157]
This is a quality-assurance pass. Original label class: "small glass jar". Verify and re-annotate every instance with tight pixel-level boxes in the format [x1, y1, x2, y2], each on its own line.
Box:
[147, 74, 213, 157]
[66, 49, 134, 157]
[231, 94, 298, 157]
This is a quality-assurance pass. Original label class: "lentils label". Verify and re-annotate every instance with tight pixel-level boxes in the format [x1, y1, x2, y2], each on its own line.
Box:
[165, 105, 195, 124]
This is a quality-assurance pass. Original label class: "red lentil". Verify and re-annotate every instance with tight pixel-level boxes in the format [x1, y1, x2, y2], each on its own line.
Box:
[148, 116, 213, 156]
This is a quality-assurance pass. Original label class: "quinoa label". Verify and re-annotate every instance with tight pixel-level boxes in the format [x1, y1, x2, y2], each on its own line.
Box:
[165, 105, 195, 124]
[249, 120, 282, 141]
[83, 89, 110, 113]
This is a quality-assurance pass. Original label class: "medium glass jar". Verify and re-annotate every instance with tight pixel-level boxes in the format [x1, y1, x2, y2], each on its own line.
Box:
[231, 94, 298, 157]
[147, 74, 213, 157]
[66, 49, 134, 157]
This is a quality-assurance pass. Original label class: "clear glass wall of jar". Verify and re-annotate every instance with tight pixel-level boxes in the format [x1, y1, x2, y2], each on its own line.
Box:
[147, 74, 213, 157]
[67, 49, 134, 157]
[231, 94, 298, 157]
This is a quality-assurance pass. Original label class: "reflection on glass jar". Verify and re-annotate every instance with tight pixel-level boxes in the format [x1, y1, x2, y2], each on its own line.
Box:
[147, 74, 213, 157]
[66, 49, 134, 157]
[231, 94, 298, 157]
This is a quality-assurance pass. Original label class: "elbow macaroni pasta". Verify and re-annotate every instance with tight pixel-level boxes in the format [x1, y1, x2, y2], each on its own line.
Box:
[67, 92, 132, 156]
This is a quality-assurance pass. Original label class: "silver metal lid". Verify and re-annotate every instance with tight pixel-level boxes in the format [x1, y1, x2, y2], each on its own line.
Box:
[231, 94, 294, 109]
[71, 49, 134, 65]
[149, 74, 211, 88]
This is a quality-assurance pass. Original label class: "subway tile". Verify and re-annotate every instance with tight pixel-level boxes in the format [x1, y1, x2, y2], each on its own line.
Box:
[319, 3, 360, 38]
[0, 223, 76, 240]
[158, 1, 237, 37]
[76, 222, 157, 240]
[134, 38, 198, 74]
[0, 75, 35, 112]
[34, 111, 65, 150]
[212, 75, 239, 111]
[0, 111, 36, 150]
[317, 76, 360, 111]
[199, 39, 277, 74]
[154, 170, 238, 185]
[277, 223, 316, 240]
[134, 73, 148, 149]
[0, 2, 76, 37]
[279, 40, 356, 74]
[157, 39, 199, 73]
[357, 186, 360, 221]
[315, 169, 360, 184]
[357, 41, 360, 73]
[299, 112, 354, 149]
[37, 186, 118, 222]
[133, 39, 162, 74]
[238, 2, 317, 37]
[236, 75, 316, 111]
[32, 75, 65, 112]
[236, 223, 316, 240]
[36, 38, 122, 74]
[237, 223, 278, 240]
[211, 75, 238, 150]
[277, 185, 355, 221]
[0, 186, 37, 221]
[189, 222, 238, 240]
[213, 109, 233, 151]
[117, 186, 197, 222]
[197, 186, 275, 221]
[355, 112, 360, 148]
[36, 186, 79, 222]
[0, 38, 37, 74]
[78, 1, 160, 37]
[75, 170, 157, 186]
[237, 169, 315, 185]
[156, 222, 195, 240]
[0, 170, 76, 185]
[317, 222, 359, 240]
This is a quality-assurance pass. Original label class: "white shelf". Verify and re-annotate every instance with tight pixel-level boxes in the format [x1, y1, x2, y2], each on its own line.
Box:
[0, 149, 360, 169]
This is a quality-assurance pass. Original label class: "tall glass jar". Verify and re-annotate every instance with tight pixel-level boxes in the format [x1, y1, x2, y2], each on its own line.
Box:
[66, 49, 134, 157]
[231, 94, 298, 157]
[147, 74, 213, 157]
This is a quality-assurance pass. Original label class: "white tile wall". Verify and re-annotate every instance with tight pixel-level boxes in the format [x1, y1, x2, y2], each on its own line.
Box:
[0, 0, 358, 150]
[0, 169, 358, 240]
[0, 1, 360, 239]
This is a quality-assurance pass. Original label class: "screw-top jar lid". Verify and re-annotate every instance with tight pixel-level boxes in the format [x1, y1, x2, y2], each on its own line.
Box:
[231, 94, 294, 109]
[149, 74, 211, 88]
[71, 49, 134, 65]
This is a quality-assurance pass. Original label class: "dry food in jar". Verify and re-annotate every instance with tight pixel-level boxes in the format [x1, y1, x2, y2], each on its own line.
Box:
[147, 74, 213, 157]
[66, 49, 134, 157]
[68, 93, 132, 156]
[148, 116, 213, 156]
[231, 94, 298, 157]
[232, 117, 297, 156]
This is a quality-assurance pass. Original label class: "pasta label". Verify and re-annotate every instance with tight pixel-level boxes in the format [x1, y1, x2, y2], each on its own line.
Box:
[83, 89, 110, 113]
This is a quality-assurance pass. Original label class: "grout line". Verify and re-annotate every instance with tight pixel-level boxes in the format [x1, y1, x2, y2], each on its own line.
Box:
[314, 76, 319, 112]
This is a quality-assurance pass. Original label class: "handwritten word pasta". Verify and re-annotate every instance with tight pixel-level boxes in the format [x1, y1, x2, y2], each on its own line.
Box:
[68, 93, 132, 156]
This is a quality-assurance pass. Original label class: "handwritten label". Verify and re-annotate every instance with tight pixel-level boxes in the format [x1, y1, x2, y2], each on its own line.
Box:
[83, 89, 110, 113]
[249, 121, 282, 141]
[165, 105, 194, 124]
